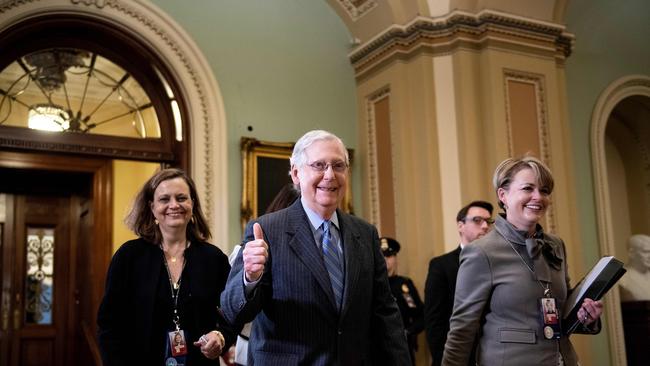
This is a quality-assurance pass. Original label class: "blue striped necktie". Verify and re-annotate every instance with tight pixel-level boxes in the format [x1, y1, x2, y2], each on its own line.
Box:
[321, 220, 343, 311]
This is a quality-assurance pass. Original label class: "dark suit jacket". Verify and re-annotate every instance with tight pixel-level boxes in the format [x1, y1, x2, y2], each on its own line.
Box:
[425, 246, 477, 366]
[220, 200, 411, 365]
[97, 238, 235, 366]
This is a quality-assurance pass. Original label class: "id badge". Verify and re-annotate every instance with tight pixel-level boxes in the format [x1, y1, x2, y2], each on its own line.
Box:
[168, 329, 188, 357]
[539, 297, 561, 339]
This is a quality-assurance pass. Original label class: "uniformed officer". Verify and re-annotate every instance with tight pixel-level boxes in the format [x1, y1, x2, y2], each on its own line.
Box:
[381, 237, 424, 366]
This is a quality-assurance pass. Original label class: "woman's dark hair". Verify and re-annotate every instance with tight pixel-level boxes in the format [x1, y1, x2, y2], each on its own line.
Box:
[125, 168, 211, 244]
[265, 183, 300, 214]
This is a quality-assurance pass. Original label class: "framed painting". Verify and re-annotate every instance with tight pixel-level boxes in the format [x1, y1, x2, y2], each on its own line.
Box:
[240, 137, 353, 230]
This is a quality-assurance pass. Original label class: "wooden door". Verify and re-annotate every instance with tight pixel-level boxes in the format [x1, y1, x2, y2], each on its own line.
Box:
[0, 194, 15, 366]
[0, 152, 112, 366]
[72, 196, 101, 366]
[1, 194, 71, 366]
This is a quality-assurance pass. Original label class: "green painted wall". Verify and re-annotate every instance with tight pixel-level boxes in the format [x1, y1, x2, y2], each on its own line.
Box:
[149, 0, 359, 248]
[565, 0, 650, 364]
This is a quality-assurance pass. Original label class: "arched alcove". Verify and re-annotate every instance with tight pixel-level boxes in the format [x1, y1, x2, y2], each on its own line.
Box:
[591, 75, 650, 366]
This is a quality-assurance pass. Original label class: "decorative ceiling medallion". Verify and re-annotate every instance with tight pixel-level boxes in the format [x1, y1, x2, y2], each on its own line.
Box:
[338, 0, 377, 21]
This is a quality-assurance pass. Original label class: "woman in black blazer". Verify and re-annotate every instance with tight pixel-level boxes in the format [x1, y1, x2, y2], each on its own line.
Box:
[98, 168, 235, 366]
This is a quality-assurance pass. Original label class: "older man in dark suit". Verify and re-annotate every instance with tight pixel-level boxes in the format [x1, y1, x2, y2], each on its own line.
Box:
[424, 201, 493, 366]
[221, 130, 411, 365]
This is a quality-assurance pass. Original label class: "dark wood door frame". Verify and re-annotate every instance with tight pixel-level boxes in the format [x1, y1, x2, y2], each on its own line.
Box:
[0, 150, 112, 365]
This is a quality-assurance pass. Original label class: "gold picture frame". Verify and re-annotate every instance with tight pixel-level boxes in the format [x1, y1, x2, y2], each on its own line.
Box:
[240, 137, 353, 230]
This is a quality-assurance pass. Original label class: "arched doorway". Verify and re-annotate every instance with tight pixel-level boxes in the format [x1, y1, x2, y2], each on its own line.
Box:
[0, 1, 228, 365]
[604, 95, 650, 366]
[591, 75, 650, 366]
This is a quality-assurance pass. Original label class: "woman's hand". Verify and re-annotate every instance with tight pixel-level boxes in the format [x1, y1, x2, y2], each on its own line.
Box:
[193, 330, 225, 359]
[578, 298, 603, 326]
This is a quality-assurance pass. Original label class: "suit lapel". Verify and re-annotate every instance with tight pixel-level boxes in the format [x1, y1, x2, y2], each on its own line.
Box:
[452, 246, 461, 269]
[286, 201, 338, 310]
[451, 246, 461, 293]
[339, 211, 361, 318]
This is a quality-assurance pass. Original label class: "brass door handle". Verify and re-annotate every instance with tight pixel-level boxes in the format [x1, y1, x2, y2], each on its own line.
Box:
[13, 308, 20, 330]
[1, 307, 7, 331]
[1, 292, 10, 331]
[13, 293, 21, 330]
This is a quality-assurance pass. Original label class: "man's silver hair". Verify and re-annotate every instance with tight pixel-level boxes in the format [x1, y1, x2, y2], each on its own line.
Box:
[290, 130, 349, 168]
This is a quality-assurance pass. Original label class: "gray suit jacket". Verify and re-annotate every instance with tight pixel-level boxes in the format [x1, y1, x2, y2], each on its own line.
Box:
[220, 200, 411, 365]
[442, 215, 598, 366]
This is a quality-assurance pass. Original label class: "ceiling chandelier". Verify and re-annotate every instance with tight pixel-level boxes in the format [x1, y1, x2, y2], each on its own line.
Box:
[0, 48, 159, 138]
[28, 104, 70, 131]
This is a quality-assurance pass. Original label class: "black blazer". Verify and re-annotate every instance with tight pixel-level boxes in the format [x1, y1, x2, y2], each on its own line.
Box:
[220, 200, 411, 365]
[97, 238, 234, 366]
[425, 246, 476, 366]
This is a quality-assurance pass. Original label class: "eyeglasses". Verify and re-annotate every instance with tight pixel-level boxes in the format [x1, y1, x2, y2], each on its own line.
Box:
[464, 216, 495, 225]
[307, 160, 348, 173]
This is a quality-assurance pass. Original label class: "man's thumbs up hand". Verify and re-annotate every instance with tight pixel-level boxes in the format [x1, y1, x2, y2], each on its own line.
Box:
[243, 222, 268, 282]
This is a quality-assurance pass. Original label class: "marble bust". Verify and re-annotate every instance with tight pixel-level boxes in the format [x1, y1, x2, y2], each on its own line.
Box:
[619, 234, 650, 302]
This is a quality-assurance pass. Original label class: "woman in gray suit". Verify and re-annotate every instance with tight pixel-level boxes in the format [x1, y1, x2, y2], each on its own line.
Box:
[442, 156, 604, 366]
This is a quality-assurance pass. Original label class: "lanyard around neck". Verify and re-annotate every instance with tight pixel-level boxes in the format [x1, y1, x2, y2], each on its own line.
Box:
[497, 230, 552, 297]
[160, 244, 188, 331]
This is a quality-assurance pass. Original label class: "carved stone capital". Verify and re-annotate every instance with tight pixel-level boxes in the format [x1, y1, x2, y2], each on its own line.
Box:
[349, 10, 574, 80]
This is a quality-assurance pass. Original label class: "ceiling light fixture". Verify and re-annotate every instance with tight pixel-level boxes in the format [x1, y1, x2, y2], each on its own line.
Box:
[28, 103, 69, 131]
[0, 48, 159, 138]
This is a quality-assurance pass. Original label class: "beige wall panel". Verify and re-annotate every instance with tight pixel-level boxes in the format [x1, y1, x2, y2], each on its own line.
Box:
[374, 97, 397, 237]
[452, 50, 495, 206]
[479, 50, 578, 244]
[112, 160, 159, 252]
[507, 80, 541, 156]
[434, 55, 464, 252]
[357, 56, 444, 287]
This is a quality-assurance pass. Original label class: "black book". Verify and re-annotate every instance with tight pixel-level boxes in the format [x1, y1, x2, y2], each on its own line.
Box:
[562, 256, 626, 334]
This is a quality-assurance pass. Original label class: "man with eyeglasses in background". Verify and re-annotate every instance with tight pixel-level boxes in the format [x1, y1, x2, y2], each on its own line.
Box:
[221, 130, 411, 365]
[424, 201, 494, 366]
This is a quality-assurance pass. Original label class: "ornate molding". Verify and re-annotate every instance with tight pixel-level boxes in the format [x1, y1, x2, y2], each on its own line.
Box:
[70, 0, 106, 8]
[0, 0, 32, 13]
[0, 136, 173, 160]
[349, 10, 574, 80]
[503, 70, 556, 233]
[336, 0, 377, 21]
[366, 86, 390, 229]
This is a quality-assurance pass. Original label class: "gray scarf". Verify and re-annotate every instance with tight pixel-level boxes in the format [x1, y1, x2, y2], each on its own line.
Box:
[494, 214, 563, 283]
